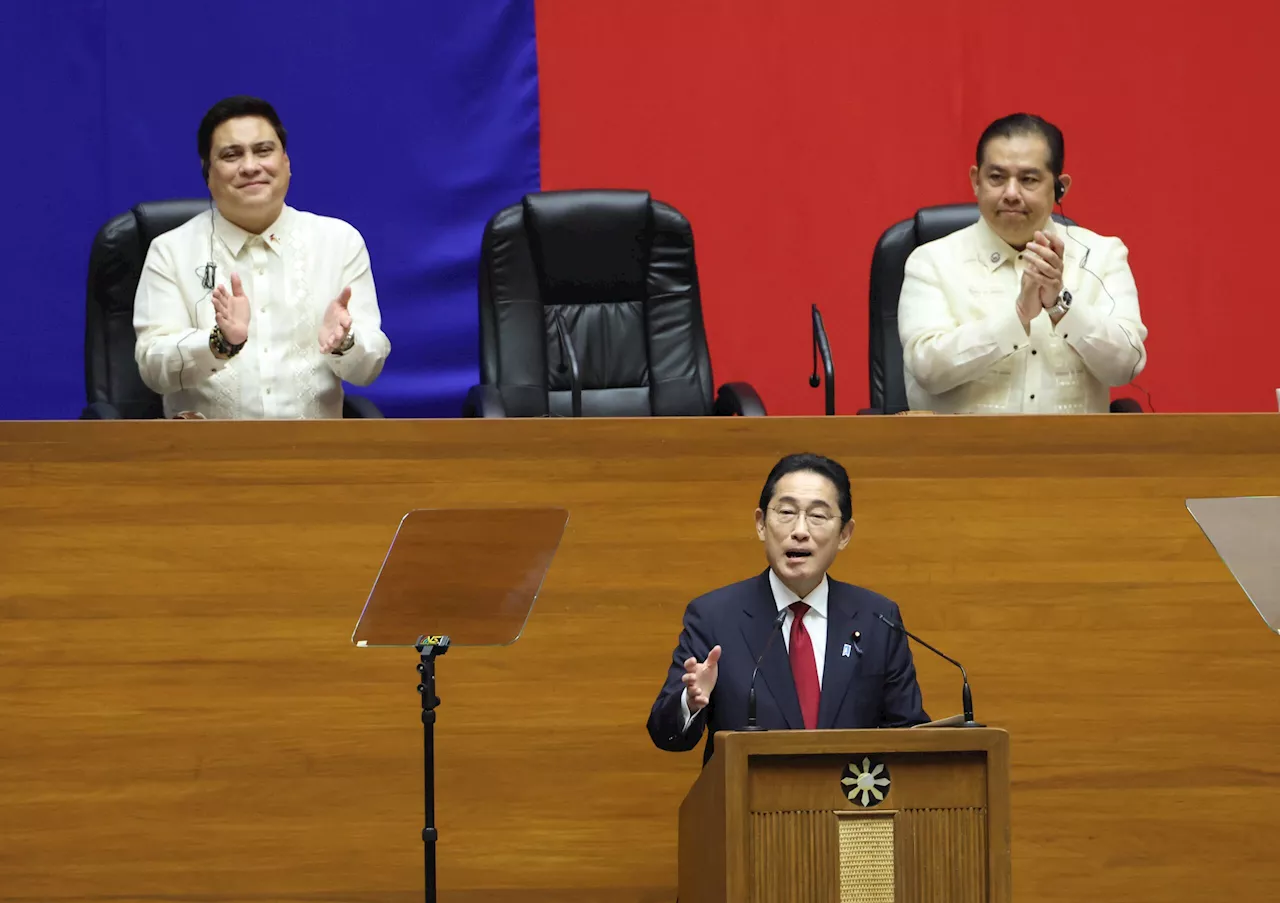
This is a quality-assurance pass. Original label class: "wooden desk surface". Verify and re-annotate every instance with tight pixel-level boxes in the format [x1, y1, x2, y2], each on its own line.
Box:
[1, 414, 1278, 902]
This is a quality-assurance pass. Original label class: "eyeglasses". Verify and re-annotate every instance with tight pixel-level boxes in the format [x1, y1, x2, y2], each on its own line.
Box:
[768, 506, 839, 529]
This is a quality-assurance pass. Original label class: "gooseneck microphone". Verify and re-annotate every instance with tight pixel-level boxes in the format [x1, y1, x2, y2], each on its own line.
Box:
[876, 613, 983, 727]
[743, 609, 789, 731]
[809, 304, 836, 415]
[551, 309, 582, 417]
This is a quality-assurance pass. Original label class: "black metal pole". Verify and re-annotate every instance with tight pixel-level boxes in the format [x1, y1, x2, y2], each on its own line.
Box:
[810, 304, 836, 415]
[415, 635, 450, 903]
[553, 310, 582, 418]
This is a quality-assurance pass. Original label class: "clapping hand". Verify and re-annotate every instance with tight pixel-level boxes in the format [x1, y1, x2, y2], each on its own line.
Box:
[212, 273, 251, 346]
[319, 287, 353, 353]
[1022, 230, 1066, 309]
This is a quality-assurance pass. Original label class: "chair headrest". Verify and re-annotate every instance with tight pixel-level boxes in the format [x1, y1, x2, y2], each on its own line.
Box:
[523, 190, 652, 304]
[915, 204, 981, 245]
[134, 199, 210, 245]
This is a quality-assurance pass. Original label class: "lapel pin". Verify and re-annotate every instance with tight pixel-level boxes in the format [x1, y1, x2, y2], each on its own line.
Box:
[841, 643, 851, 658]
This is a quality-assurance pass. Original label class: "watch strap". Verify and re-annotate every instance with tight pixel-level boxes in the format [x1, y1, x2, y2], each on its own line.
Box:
[209, 325, 246, 359]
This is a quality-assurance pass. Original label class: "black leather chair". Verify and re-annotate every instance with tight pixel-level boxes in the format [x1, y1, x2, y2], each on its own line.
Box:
[82, 199, 382, 419]
[865, 203, 1140, 414]
[464, 189, 765, 417]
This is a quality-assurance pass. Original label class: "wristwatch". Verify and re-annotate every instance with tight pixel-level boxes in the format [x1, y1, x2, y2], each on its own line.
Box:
[209, 325, 246, 359]
[1048, 290, 1073, 318]
[331, 330, 356, 356]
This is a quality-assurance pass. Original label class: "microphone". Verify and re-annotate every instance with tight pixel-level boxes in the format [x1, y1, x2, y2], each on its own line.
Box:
[809, 304, 835, 415]
[200, 204, 219, 291]
[551, 310, 582, 417]
[876, 613, 983, 728]
[742, 609, 790, 732]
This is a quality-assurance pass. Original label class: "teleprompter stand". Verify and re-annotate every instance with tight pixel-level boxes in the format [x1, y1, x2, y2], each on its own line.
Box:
[351, 508, 569, 903]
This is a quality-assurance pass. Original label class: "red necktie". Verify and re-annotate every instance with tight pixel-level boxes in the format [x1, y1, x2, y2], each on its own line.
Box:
[789, 601, 820, 729]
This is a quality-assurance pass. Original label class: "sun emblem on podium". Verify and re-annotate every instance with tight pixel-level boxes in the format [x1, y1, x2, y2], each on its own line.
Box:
[841, 757, 891, 807]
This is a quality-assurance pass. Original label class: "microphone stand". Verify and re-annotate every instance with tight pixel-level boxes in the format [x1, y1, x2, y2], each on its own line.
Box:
[877, 613, 983, 728]
[743, 610, 788, 730]
[552, 310, 582, 418]
[809, 304, 835, 415]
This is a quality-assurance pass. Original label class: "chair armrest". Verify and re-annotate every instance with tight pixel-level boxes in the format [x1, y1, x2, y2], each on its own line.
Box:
[1109, 397, 1144, 414]
[714, 382, 767, 417]
[80, 401, 123, 420]
[342, 394, 384, 419]
[462, 384, 508, 418]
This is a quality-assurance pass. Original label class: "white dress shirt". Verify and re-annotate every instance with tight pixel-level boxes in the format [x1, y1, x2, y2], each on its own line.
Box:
[898, 216, 1147, 414]
[133, 205, 391, 419]
[680, 571, 830, 729]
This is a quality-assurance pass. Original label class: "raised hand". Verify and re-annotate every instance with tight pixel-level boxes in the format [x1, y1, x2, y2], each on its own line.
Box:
[212, 273, 251, 346]
[319, 287, 353, 353]
[1023, 231, 1065, 308]
[1016, 268, 1043, 329]
[682, 645, 722, 714]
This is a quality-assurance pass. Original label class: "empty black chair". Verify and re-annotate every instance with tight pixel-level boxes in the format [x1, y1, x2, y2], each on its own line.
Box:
[464, 189, 765, 417]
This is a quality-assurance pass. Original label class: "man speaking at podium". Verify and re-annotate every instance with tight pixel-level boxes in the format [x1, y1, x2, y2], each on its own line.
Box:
[647, 454, 929, 764]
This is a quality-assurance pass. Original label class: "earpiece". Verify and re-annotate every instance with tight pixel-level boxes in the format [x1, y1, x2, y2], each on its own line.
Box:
[1054, 177, 1066, 203]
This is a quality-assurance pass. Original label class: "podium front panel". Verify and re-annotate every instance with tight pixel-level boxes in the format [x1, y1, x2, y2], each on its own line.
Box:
[748, 752, 988, 903]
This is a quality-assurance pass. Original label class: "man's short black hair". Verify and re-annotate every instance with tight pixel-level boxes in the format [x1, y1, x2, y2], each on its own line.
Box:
[758, 453, 853, 524]
[976, 112, 1064, 177]
[198, 95, 288, 182]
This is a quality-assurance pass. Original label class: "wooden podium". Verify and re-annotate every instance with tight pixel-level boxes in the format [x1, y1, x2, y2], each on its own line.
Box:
[678, 728, 1010, 903]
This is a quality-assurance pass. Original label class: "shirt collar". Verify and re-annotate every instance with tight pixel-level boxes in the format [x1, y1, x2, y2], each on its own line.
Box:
[974, 214, 1063, 272]
[768, 568, 829, 619]
[213, 204, 293, 258]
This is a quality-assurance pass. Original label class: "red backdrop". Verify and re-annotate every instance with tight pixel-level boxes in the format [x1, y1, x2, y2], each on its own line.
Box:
[535, 0, 1280, 415]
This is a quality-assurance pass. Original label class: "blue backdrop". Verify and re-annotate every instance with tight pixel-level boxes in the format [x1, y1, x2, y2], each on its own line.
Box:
[0, 0, 540, 419]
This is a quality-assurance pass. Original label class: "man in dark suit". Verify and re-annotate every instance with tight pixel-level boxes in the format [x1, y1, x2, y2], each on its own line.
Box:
[647, 453, 929, 763]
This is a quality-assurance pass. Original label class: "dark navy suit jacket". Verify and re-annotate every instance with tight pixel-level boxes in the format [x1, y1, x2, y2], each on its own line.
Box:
[646, 570, 929, 763]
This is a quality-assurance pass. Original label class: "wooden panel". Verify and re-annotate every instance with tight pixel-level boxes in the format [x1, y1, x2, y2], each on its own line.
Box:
[679, 738, 728, 903]
[750, 810, 837, 903]
[1, 414, 1279, 902]
[748, 752, 987, 812]
[896, 808, 987, 903]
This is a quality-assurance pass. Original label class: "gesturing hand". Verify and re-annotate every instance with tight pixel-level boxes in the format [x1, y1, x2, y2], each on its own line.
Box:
[319, 287, 353, 353]
[212, 273, 251, 346]
[682, 645, 722, 714]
